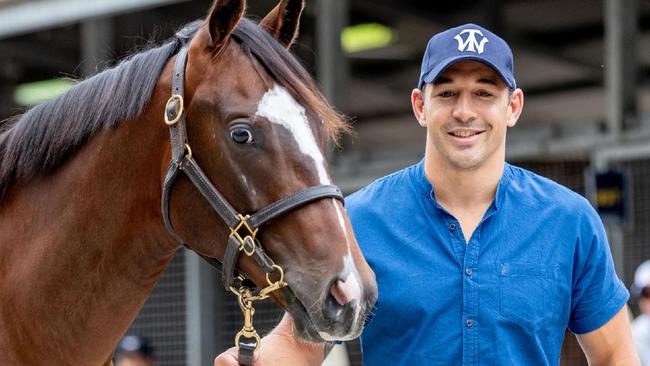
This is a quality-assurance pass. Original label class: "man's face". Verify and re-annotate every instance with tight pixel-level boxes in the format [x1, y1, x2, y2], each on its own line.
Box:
[414, 61, 523, 170]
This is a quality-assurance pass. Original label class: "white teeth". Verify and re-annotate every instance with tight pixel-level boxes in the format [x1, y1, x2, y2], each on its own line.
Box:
[451, 130, 479, 137]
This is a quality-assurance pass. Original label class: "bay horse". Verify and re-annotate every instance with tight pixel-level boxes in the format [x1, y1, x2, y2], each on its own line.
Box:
[0, 0, 378, 364]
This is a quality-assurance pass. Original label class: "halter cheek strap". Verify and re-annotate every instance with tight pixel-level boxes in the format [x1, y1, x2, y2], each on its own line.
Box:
[160, 38, 344, 366]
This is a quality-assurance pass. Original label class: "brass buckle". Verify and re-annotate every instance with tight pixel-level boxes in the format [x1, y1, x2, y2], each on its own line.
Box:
[230, 214, 259, 256]
[164, 94, 184, 126]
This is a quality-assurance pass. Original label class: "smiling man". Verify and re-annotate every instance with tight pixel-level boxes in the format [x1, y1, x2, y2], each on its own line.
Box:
[216, 23, 639, 366]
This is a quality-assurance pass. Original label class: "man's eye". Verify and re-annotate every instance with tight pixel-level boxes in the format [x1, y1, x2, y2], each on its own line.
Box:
[476, 91, 492, 97]
[438, 91, 455, 98]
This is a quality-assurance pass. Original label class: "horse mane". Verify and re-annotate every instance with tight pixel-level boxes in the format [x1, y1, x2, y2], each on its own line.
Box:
[0, 32, 184, 198]
[0, 18, 348, 199]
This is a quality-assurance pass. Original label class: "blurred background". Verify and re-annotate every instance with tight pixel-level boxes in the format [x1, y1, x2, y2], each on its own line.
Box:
[1, 0, 648, 364]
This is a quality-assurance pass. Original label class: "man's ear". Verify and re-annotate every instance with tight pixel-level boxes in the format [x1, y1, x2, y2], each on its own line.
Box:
[412, 88, 427, 128]
[506, 88, 524, 128]
[206, 0, 246, 51]
[259, 0, 305, 48]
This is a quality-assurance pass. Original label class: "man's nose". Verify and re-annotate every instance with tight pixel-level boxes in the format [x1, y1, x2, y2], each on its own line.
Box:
[452, 93, 478, 123]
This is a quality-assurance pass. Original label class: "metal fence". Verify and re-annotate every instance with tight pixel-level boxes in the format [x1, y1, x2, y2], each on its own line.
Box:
[126, 158, 650, 365]
[125, 249, 187, 366]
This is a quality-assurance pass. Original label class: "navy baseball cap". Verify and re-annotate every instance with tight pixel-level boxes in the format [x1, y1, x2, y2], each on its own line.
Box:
[417, 23, 516, 90]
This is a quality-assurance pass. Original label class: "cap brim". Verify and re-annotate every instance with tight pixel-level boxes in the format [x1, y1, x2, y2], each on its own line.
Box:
[419, 55, 516, 90]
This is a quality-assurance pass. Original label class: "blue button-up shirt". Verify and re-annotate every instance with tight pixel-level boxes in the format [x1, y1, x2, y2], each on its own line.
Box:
[347, 160, 628, 365]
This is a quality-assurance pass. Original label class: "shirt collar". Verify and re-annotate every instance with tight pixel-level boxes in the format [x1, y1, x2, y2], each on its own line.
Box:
[412, 158, 434, 199]
[411, 158, 512, 211]
[494, 163, 512, 210]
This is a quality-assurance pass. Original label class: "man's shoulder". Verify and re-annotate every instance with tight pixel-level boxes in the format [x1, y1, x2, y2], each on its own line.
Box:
[506, 163, 591, 211]
[507, 163, 576, 193]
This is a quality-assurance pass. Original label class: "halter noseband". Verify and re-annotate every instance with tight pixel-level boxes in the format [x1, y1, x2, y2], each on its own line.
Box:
[160, 37, 344, 365]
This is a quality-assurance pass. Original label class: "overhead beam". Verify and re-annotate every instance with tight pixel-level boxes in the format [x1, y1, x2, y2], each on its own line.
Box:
[520, 14, 650, 47]
[0, 0, 188, 39]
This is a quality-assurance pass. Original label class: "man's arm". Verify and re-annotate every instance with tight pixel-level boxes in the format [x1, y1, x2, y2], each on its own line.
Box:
[214, 313, 325, 366]
[576, 305, 640, 365]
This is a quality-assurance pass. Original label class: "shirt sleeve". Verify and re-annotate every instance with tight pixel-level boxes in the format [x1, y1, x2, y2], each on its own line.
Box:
[568, 199, 629, 334]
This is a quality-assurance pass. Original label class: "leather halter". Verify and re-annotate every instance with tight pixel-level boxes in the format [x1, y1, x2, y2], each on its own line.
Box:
[160, 36, 344, 365]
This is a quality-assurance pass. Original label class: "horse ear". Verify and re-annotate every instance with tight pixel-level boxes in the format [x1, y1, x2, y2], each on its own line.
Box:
[259, 0, 305, 48]
[206, 0, 246, 50]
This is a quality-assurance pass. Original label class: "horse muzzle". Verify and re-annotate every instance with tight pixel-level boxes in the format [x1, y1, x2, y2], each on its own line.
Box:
[285, 270, 378, 343]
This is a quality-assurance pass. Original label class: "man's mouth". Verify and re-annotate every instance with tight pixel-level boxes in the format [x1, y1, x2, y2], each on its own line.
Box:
[448, 129, 485, 138]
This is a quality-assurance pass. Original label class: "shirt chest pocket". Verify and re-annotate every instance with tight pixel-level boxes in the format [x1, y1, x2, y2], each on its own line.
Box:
[499, 263, 568, 326]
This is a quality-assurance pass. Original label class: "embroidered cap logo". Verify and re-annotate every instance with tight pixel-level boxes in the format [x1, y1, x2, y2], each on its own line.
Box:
[454, 29, 489, 54]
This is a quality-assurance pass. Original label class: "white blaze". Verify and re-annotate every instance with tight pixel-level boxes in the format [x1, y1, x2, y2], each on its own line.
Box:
[256, 87, 364, 338]
[333, 199, 357, 262]
[255, 84, 330, 184]
[334, 200, 363, 325]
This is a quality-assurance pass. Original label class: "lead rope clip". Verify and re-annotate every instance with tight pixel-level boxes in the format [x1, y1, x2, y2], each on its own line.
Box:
[232, 287, 260, 366]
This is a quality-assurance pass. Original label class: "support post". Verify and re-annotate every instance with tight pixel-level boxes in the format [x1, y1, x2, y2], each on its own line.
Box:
[316, 0, 350, 164]
[185, 250, 219, 366]
[316, 0, 349, 110]
[605, 0, 638, 136]
[80, 17, 113, 77]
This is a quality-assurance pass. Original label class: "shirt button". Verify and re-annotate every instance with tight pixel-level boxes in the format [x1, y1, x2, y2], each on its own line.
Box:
[449, 223, 456, 230]
[465, 268, 473, 276]
[466, 319, 474, 327]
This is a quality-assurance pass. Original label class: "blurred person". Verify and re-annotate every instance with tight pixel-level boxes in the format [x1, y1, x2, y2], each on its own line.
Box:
[632, 260, 650, 365]
[216, 23, 639, 365]
[114, 335, 154, 366]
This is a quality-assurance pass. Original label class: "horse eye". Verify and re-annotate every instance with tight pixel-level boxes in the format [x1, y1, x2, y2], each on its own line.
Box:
[230, 125, 254, 144]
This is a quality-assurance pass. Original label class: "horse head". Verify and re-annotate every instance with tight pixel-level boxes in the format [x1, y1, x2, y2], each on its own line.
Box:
[161, 0, 377, 343]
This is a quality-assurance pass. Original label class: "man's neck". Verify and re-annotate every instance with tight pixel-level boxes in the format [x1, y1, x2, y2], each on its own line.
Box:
[424, 153, 505, 243]
[424, 154, 504, 211]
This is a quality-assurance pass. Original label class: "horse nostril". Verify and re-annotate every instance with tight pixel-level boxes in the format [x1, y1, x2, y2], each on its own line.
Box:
[330, 280, 354, 306]
[323, 278, 361, 323]
[324, 290, 357, 323]
[322, 273, 362, 324]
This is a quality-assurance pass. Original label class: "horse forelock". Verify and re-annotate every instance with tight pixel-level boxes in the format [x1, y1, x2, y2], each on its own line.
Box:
[231, 19, 351, 144]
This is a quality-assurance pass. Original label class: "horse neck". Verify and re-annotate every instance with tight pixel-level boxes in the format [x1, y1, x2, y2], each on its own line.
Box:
[0, 79, 178, 365]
